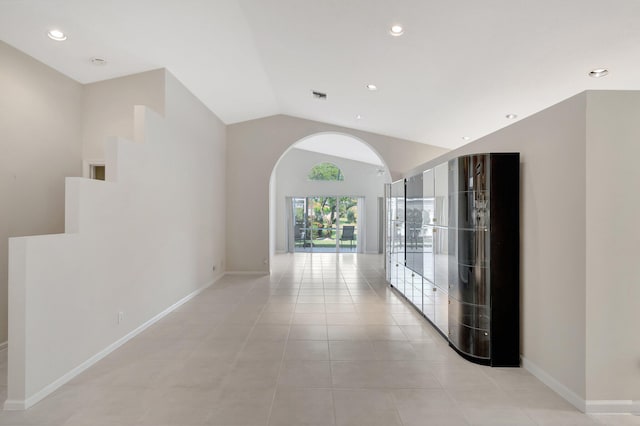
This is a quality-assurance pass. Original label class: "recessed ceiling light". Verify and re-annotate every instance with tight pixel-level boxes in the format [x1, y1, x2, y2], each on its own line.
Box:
[47, 29, 67, 41]
[589, 68, 609, 78]
[505, 114, 518, 119]
[389, 25, 404, 36]
[462, 136, 471, 141]
[356, 114, 362, 120]
[366, 84, 377, 91]
[90, 57, 107, 65]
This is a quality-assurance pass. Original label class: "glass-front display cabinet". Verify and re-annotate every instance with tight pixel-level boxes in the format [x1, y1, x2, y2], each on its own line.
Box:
[384, 153, 520, 367]
[385, 184, 392, 283]
[405, 174, 423, 310]
[388, 180, 405, 293]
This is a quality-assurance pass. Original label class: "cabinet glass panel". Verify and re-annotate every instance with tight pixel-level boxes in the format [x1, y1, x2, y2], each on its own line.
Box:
[384, 184, 392, 282]
[433, 161, 450, 294]
[422, 277, 435, 324]
[423, 226, 435, 284]
[390, 180, 405, 294]
[449, 263, 490, 306]
[456, 229, 490, 267]
[389, 255, 397, 288]
[403, 266, 414, 306]
[448, 159, 458, 229]
[433, 227, 448, 289]
[411, 274, 424, 312]
[457, 191, 491, 231]
[405, 174, 423, 276]
[434, 286, 448, 332]
[448, 317, 490, 359]
[397, 258, 405, 295]
[434, 163, 448, 227]
[423, 168, 435, 225]
[422, 169, 435, 285]
[448, 298, 490, 330]
[456, 154, 490, 192]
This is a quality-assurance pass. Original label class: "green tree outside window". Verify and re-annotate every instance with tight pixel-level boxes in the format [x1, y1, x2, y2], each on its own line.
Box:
[308, 163, 344, 181]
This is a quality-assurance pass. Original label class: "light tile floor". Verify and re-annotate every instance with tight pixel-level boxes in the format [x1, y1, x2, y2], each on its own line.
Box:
[0, 253, 637, 425]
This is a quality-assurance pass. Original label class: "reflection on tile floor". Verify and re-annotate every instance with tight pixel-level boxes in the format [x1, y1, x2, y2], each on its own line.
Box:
[0, 253, 637, 425]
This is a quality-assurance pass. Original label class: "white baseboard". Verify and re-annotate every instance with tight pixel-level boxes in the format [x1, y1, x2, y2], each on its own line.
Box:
[3, 399, 24, 411]
[521, 356, 586, 412]
[585, 400, 640, 414]
[4, 275, 222, 411]
[225, 270, 268, 275]
[522, 356, 639, 414]
[0, 341, 7, 352]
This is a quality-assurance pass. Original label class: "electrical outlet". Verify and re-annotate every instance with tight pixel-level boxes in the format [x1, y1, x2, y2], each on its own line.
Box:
[118, 311, 124, 324]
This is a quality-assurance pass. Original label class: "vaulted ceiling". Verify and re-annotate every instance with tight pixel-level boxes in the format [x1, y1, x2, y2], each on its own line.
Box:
[1, 0, 639, 149]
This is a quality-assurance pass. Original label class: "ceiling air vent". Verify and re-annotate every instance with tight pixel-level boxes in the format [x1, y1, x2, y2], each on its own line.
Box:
[312, 90, 327, 100]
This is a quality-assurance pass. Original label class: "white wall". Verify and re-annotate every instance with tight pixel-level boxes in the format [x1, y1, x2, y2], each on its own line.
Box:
[274, 148, 389, 253]
[81, 69, 225, 274]
[408, 92, 588, 404]
[82, 69, 165, 162]
[6, 70, 226, 409]
[585, 91, 640, 405]
[269, 171, 277, 259]
[0, 41, 83, 344]
[227, 116, 448, 272]
[407, 91, 640, 412]
[164, 72, 227, 276]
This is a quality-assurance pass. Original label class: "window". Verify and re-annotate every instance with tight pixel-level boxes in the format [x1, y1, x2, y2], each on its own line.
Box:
[308, 162, 344, 181]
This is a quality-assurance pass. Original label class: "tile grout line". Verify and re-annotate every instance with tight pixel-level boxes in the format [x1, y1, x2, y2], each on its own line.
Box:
[207, 271, 276, 424]
[265, 254, 297, 426]
[365, 271, 409, 426]
[327, 260, 341, 426]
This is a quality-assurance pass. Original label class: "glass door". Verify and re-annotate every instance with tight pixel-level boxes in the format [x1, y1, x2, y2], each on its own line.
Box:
[293, 197, 312, 251]
[310, 196, 338, 252]
[338, 196, 358, 251]
[292, 196, 360, 253]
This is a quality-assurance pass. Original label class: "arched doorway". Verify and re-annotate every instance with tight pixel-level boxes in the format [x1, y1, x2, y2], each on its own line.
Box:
[269, 132, 392, 263]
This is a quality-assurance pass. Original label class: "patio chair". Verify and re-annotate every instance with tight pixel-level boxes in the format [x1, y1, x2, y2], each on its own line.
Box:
[340, 226, 355, 250]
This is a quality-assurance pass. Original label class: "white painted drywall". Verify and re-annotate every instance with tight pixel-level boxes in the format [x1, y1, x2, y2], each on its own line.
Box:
[82, 69, 166, 162]
[6, 70, 226, 408]
[226, 116, 448, 272]
[585, 91, 640, 403]
[274, 148, 389, 253]
[405, 91, 640, 409]
[0, 41, 83, 344]
[164, 71, 227, 277]
[269, 170, 277, 257]
[408, 93, 589, 401]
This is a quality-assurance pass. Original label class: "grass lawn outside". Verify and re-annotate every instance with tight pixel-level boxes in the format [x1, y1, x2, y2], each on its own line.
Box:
[297, 236, 358, 249]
